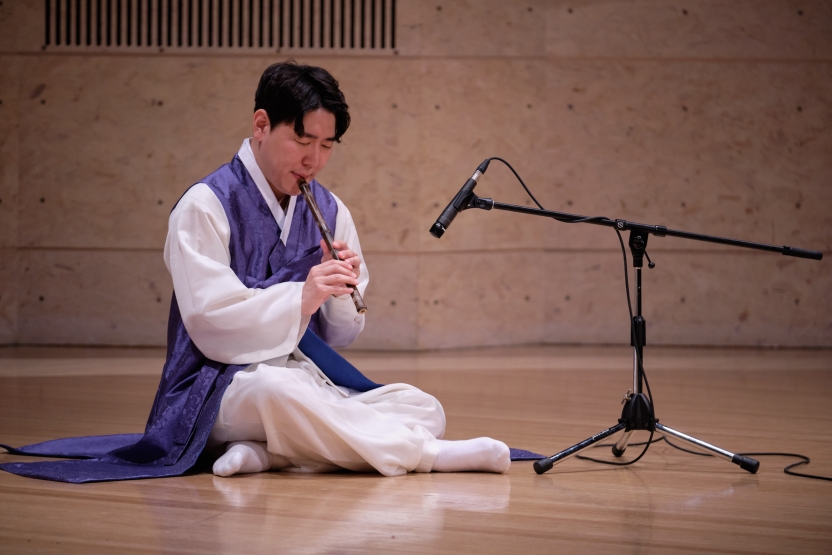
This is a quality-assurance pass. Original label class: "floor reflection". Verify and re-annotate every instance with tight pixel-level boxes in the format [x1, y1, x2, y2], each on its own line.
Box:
[196, 471, 512, 552]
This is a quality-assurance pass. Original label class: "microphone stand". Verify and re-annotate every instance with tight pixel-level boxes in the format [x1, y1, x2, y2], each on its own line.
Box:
[458, 193, 823, 475]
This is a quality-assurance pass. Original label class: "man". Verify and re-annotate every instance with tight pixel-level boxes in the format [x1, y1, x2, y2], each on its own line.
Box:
[0, 62, 509, 482]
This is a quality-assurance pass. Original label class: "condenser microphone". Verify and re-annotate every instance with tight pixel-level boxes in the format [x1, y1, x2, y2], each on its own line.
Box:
[429, 159, 490, 238]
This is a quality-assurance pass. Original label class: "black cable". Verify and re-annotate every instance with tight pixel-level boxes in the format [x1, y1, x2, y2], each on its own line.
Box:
[662, 437, 832, 482]
[744, 453, 831, 481]
[487, 157, 612, 224]
[496, 158, 831, 481]
[486, 157, 544, 210]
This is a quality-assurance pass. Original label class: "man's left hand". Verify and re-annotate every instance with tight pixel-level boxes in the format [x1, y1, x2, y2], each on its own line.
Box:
[320, 239, 361, 280]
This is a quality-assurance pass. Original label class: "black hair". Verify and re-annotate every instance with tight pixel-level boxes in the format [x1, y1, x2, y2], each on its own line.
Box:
[254, 60, 351, 142]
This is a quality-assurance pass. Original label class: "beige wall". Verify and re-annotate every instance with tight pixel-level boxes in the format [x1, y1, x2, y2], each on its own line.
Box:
[0, 1, 830, 349]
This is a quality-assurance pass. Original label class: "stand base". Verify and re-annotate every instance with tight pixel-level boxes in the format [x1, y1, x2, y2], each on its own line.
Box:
[535, 420, 759, 475]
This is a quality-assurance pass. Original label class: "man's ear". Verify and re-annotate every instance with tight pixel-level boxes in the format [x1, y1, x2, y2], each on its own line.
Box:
[252, 109, 271, 140]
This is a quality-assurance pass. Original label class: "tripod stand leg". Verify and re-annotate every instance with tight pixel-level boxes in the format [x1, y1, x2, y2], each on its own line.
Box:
[612, 430, 634, 457]
[656, 423, 759, 474]
[534, 422, 626, 475]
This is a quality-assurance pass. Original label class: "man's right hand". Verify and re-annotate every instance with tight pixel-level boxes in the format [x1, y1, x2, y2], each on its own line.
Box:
[301, 259, 359, 315]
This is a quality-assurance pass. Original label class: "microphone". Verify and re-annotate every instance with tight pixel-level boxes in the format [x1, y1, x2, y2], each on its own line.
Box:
[429, 159, 490, 238]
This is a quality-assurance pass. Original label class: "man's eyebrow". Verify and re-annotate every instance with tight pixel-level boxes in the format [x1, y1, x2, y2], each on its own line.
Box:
[299, 132, 337, 142]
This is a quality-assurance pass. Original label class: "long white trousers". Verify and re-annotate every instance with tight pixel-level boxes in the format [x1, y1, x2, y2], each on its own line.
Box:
[208, 359, 446, 476]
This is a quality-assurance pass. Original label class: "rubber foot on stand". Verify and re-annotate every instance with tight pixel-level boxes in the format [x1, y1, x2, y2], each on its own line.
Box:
[533, 458, 553, 475]
[611, 445, 625, 457]
[731, 454, 760, 474]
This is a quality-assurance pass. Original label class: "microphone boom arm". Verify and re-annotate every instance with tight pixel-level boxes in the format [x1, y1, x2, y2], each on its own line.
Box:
[464, 194, 823, 260]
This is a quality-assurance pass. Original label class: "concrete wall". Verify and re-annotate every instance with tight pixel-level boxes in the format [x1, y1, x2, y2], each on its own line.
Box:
[1, 0, 830, 349]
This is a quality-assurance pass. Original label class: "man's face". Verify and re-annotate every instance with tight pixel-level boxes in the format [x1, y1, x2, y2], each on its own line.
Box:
[251, 107, 337, 199]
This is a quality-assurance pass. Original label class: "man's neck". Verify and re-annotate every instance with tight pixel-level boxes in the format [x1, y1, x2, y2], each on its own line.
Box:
[275, 188, 290, 211]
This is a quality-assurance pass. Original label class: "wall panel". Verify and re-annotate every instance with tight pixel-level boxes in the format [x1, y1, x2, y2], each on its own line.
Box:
[542, 250, 831, 348]
[397, 0, 546, 57]
[0, 1, 41, 52]
[18, 56, 253, 249]
[411, 247, 831, 350]
[0, 55, 20, 344]
[395, 1, 832, 61]
[416, 251, 548, 349]
[637, 251, 832, 346]
[544, 1, 832, 60]
[0, 249, 19, 344]
[349, 252, 419, 350]
[17, 250, 170, 345]
[0, 56, 20, 248]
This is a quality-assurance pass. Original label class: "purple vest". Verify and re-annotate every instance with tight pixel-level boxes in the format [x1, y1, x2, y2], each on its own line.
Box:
[0, 154, 379, 483]
[202, 154, 335, 336]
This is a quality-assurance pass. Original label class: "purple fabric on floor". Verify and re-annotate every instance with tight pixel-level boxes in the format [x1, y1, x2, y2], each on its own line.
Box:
[0, 434, 142, 459]
[509, 448, 545, 461]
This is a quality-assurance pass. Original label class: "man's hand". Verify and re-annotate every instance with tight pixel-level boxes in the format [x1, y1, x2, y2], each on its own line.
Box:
[301, 240, 361, 315]
[320, 239, 361, 280]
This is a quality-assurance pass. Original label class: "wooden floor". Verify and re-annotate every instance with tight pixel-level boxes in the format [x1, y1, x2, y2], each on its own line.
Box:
[1, 345, 831, 554]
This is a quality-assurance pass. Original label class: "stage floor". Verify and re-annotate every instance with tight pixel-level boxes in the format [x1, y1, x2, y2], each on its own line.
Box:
[1, 345, 831, 554]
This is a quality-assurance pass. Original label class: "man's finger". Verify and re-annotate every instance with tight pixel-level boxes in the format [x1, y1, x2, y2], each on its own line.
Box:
[314, 259, 355, 275]
[315, 274, 358, 286]
[331, 241, 358, 259]
[312, 258, 350, 270]
[326, 240, 350, 254]
[337, 249, 360, 264]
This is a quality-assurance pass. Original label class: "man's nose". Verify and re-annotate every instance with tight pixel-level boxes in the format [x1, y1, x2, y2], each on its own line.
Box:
[304, 147, 320, 168]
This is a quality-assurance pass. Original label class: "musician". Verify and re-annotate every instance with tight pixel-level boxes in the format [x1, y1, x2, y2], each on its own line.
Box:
[176, 61, 510, 477]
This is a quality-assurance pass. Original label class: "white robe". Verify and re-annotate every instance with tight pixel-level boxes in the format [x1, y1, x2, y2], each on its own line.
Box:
[163, 140, 444, 476]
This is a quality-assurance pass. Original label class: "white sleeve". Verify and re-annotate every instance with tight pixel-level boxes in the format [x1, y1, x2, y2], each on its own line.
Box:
[163, 184, 307, 365]
[317, 194, 369, 348]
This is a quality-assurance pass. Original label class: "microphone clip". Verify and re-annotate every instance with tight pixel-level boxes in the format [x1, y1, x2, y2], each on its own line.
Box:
[470, 196, 493, 210]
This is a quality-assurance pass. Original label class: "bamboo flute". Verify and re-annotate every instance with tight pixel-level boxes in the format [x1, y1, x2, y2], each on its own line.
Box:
[298, 179, 368, 314]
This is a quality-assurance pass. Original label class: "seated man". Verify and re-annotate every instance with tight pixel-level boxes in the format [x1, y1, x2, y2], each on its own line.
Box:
[195, 61, 510, 477]
[0, 61, 509, 482]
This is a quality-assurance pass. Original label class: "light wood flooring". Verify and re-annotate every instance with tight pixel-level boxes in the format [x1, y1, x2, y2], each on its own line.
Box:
[1, 345, 831, 554]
